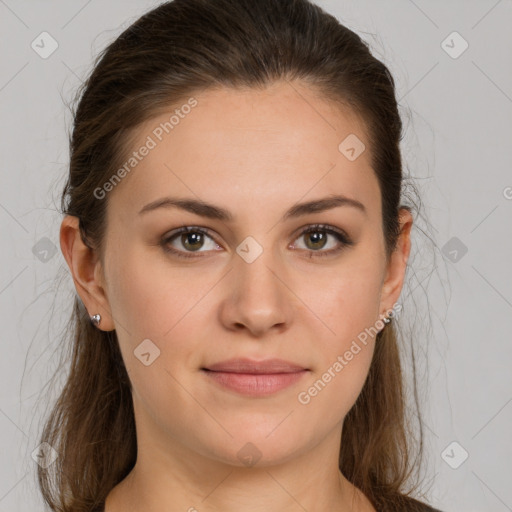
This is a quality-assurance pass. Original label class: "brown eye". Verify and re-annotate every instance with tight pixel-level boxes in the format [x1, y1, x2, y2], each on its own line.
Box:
[180, 231, 205, 251]
[292, 224, 354, 258]
[303, 231, 328, 250]
[161, 226, 221, 259]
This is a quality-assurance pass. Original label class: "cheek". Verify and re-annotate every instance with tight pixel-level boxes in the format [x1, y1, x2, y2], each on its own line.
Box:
[291, 256, 383, 418]
[297, 254, 384, 345]
[105, 247, 219, 388]
[106, 245, 213, 339]
[295, 278, 379, 426]
[296, 346, 373, 433]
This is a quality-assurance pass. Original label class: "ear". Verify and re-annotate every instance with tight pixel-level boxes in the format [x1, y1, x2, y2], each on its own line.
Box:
[59, 215, 115, 331]
[378, 208, 413, 319]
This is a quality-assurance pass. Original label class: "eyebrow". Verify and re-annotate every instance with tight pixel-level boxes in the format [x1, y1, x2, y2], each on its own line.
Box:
[138, 194, 367, 221]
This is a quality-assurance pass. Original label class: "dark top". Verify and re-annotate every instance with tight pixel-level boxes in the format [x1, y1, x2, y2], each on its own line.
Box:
[402, 497, 443, 512]
[419, 505, 442, 512]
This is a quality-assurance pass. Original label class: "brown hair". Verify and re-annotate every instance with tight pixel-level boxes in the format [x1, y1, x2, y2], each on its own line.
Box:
[39, 0, 434, 510]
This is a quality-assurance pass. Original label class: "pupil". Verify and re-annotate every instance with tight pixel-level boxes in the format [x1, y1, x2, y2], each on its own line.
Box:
[307, 231, 326, 249]
[183, 232, 203, 251]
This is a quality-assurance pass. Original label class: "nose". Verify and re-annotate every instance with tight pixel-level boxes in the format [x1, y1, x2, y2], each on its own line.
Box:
[218, 246, 293, 338]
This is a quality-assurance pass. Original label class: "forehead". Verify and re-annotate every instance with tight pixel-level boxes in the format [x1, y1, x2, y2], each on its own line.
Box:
[108, 80, 379, 220]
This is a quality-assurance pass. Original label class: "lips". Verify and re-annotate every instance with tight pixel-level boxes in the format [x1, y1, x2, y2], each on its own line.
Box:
[203, 358, 307, 374]
[202, 358, 309, 397]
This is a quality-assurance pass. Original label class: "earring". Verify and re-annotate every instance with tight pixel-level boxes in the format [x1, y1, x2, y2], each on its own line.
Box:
[90, 314, 101, 327]
[383, 316, 391, 324]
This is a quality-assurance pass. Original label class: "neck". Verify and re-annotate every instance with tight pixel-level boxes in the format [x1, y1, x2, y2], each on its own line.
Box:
[105, 428, 373, 512]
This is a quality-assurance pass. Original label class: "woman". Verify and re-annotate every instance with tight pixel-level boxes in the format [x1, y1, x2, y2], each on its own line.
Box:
[39, 0, 442, 510]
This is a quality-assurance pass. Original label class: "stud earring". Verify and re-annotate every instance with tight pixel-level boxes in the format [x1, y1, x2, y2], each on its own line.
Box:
[383, 316, 391, 324]
[90, 314, 101, 327]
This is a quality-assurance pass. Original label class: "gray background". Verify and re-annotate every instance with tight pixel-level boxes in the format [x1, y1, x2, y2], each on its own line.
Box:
[1, 0, 511, 510]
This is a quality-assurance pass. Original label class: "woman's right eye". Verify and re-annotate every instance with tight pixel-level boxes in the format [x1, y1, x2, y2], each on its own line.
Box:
[161, 227, 222, 259]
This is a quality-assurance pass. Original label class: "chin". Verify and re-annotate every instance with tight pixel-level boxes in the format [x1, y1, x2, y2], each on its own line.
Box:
[202, 430, 307, 469]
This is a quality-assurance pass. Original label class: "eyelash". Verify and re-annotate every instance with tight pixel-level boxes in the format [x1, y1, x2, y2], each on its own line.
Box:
[160, 223, 354, 260]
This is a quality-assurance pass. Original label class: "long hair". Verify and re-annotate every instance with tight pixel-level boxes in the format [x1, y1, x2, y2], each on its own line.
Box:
[39, 0, 432, 510]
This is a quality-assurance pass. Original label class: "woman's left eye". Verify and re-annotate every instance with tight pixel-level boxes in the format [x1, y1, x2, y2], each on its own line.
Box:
[161, 224, 353, 259]
[290, 224, 354, 257]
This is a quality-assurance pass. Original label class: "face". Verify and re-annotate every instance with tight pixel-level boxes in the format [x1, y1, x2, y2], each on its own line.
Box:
[62, 80, 411, 469]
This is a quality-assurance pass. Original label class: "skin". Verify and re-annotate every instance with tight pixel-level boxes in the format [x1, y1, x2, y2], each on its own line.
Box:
[60, 80, 412, 512]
